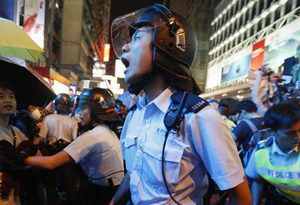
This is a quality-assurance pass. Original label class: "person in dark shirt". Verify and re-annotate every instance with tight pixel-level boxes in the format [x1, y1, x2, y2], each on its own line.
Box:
[232, 100, 265, 154]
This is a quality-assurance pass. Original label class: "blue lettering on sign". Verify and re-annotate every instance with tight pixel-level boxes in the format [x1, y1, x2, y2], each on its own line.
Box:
[267, 169, 296, 179]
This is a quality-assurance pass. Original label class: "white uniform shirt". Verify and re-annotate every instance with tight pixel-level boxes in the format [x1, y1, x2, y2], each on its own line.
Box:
[39, 114, 78, 144]
[64, 124, 124, 186]
[245, 136, 299, 179]
[120, 87, 245, 205]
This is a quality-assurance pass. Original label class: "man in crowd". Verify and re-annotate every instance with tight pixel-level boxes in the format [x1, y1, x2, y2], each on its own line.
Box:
[0, 81, 32, 205]
[109, 4, 251, 204]
[232, 100, 264, 166]
[246, 103, 300, 205]
[1, 88, 125, 204]
[33, 93, 78, 205]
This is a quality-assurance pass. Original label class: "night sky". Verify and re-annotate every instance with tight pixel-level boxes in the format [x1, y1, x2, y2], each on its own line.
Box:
[110, 0, 166, 23]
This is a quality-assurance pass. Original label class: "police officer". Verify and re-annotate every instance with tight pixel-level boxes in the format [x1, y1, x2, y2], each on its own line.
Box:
[34, 93, 78, 205]
[109, 4, 251, 205]
[245, 103, 300, 205]
[10, 88, 125, 205]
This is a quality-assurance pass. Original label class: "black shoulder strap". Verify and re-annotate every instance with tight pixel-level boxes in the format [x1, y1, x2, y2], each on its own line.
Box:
[9, 126, 17, 148]
[128, 103, 137, 112]
[170, 91, 209, 113]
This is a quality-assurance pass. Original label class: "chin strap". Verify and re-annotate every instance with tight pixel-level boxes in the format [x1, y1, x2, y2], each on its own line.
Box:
[128, 69, 158, 95]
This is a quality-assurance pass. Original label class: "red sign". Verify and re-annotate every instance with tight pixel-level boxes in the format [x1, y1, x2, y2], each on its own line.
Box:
[31, 66, 50, 78]
[103, 44, 110, 62]
[250, 39, 265, 71]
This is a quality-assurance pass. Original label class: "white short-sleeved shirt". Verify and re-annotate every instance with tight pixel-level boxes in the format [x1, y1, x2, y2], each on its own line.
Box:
[0, 125, 28, 147]
[39, 114, 78, 144]
[120, 87, 245, 205]
[245, 136, 299, 180]
[64, 124, 124, 186]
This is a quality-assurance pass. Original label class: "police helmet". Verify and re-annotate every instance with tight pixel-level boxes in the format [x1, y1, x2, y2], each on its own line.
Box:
[115, 99, 128, 121]
[76, 88, 122, 122]
[111, 4, 201, 95]
[54, 93, 72, 113]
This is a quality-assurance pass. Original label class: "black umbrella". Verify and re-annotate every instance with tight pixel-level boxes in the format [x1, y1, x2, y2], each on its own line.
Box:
[0, 59, 56, 110]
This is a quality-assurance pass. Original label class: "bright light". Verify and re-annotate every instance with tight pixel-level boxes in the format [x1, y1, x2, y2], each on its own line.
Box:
[279, 0, 288, 5]
[224, 39, 229, 44]
[246, 22, 253, 28]
[225, 22, 230, 27]
[222, 93, 227, 97]
[230, 17, 236, 23]
[240, 26, 246, 33]
[234, 31, 240, 38]
[260, 10, 270, 18]
[270, 3, 280, 12]
[229, 35, 234, 41]
[217, 30, 221, 35]
[237, 95, 244, 99]
[253, 16, 261, 23]
[241, 7, 248, 14]
[236, 12, 242, 18]
[216, 45, 220, 50]
[248, 1, 255, 8]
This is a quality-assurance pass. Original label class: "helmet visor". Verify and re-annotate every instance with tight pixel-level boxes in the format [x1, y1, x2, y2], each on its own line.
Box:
[111, 4, 175, 58]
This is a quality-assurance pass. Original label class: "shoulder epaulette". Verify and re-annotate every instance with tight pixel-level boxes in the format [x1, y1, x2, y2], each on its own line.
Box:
[171, 91, 209, 113]
[257, 137, 273, 150]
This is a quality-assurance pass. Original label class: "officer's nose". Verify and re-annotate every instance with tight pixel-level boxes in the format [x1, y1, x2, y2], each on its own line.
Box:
[122, 44, 130, 53]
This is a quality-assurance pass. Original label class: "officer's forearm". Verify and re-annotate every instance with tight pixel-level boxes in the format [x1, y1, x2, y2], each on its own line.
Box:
[110, 172, 131, 205]
[25, 150, 71, 169]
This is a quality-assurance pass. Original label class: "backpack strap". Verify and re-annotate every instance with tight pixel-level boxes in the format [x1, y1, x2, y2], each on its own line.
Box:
[256, 137, 273, 150]
[243, 119, 258, 133]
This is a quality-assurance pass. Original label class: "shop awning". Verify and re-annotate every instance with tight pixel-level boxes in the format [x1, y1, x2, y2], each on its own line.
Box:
[32, 66, 71, 87]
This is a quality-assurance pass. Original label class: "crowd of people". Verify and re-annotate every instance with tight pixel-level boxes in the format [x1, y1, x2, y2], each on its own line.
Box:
[0, 3, 299, 205]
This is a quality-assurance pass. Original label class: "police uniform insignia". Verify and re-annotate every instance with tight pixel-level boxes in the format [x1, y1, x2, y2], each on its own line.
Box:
[257, 137, 273, 150]
[171, 91, 209, 113]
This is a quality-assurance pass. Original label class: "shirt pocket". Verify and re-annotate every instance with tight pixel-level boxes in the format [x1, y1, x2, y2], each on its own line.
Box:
[124, 134, 138, 172]
[143, 138, 186, 185]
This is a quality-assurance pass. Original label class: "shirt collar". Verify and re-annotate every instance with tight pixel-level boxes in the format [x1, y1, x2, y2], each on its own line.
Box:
[137, 87, 175, 113]
[271, 137, 299, 156]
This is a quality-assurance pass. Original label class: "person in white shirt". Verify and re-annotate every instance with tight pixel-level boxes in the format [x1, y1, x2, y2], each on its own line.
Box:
[109, 4, 251, 205]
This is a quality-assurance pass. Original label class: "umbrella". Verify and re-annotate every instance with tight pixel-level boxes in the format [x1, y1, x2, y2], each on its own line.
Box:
[0, 59, 56, 110]
[0, 17, 44, 62]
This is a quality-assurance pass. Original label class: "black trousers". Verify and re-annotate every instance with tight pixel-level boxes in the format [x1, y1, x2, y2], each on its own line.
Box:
[77, 180, 119, 205]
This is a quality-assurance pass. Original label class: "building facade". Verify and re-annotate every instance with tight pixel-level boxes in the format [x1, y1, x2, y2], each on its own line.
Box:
[203, 0, 300, 100]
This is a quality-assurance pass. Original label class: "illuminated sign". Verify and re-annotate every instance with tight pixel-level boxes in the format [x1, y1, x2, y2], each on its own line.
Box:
[103, 44, 110, 62]
[24, 0, 45, 49]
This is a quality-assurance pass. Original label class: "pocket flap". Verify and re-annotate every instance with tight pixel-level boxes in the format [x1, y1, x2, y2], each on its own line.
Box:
[124, 135, 137, 148]
[143, 140, 184, 163]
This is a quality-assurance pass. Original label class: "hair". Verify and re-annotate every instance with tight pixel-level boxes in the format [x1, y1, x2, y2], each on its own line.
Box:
[218, 103, 229, 116]
[264, 103, 300, 131]
[237, 100, 257, 113]
[0, 81, 15, 94]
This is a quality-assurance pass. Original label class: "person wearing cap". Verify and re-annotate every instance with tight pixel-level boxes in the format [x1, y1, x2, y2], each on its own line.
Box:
[3, 88, 125, 204]
[109, 4, 251, 205]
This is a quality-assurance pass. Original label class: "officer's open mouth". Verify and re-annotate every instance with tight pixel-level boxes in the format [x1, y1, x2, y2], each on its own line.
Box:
[4, 105, 12, 109]
[121, 57, 129, 68]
